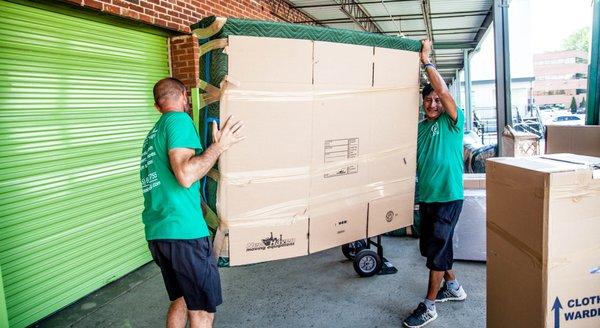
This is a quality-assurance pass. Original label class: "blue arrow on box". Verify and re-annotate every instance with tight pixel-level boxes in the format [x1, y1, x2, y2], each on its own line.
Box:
[552, 297, 563, 328]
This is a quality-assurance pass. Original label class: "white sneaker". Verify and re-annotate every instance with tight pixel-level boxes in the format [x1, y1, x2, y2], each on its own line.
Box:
[435, 282, 467, 302]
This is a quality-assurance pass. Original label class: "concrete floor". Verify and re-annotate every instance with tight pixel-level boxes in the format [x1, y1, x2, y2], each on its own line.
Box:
[36, 236, 486, 328]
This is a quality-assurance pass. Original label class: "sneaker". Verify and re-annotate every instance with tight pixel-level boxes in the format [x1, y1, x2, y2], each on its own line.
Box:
[435, 282, 467, 303]
[403, 302, 438, 328]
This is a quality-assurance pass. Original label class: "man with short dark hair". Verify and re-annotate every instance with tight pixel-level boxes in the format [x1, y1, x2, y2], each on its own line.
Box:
[403, 40, 466, 328]
[141, 77, 244, 328]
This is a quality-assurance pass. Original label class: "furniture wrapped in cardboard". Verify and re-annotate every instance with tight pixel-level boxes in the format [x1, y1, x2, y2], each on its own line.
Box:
[545, 125, 600, 157]
[191, 17, 421, 266]
[486, 154, 600, 328]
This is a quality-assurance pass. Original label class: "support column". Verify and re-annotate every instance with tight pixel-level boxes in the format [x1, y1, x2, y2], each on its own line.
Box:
[493, 0, 512, 155]
[464, 49, 473, 131]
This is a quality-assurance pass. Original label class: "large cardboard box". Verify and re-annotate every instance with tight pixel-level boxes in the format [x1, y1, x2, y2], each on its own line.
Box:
[486, 154, 600, 328]
[546, 125, 600, 157]
[216, 35, 419, 265]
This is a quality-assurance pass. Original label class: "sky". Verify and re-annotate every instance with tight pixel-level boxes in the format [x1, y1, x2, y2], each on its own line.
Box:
[468, 0, 594, 80]
[530, 0, 594, 53]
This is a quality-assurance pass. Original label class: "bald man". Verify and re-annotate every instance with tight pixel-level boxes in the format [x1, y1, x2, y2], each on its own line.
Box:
[140, 78, 244, 328]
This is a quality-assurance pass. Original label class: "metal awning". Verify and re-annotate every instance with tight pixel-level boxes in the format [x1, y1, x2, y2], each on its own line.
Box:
[286, 0, 493, 83]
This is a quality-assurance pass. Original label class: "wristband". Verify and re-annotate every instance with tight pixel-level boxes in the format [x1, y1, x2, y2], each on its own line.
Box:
[423, 63, 436, 70]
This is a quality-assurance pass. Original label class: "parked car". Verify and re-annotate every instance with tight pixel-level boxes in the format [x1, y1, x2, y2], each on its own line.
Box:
[547, 115, 584, 126]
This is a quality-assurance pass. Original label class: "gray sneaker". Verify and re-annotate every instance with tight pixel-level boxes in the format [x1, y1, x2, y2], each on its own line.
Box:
[435, 282, 467, 302]
[403, 302, 438, 328]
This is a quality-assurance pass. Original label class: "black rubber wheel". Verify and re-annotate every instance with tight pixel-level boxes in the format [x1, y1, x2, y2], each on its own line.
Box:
[341, 240, 367, 260]
[353, 249, 382, 277]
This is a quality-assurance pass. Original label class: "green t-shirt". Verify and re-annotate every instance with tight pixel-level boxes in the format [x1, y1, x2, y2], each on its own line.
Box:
[140, 111, 209, 240]
[417, 108, 465, 203]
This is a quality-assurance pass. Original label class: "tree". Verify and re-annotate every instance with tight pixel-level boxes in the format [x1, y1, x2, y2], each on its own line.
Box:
[562, 27, 590, 53]
[580, 96, 586, 108]
[570, 96, 578, 113]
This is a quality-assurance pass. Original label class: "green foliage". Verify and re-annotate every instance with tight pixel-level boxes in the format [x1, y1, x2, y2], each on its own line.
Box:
[570, 96, 578, 113]
[562, 27, 590, 52]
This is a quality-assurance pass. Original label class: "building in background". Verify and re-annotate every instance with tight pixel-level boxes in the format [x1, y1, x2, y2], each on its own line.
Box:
[533, 50, 588, 108]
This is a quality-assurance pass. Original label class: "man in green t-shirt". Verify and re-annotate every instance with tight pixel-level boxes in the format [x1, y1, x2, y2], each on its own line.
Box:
[141, 78, 244, 328]
[403, 41, 467, 328]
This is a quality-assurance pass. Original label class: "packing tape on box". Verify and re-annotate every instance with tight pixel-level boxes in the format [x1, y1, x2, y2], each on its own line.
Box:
[546, 183, 600, 200]
[221, 84, 418, 102]
[487, 221, 543, 269]
[218, 177, 414, 226]
[211, 176, 414, 258]
[217, 145, 415, 185]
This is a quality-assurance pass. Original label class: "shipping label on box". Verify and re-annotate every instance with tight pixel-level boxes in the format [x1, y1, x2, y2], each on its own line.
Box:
[324, 138, 359, 178]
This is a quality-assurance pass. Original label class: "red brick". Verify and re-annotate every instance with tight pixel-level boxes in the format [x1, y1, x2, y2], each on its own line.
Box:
[83, 0, 103, 10]
[160, 0, 173, 9]
[103, 4, 121, 15]
[140, 1, 153, 9]
[172, 49, 186, 57]
[128, 3, 143, 12]
[139, 13, 154, 24]
[154, 18, 168, 26]
[124, 8, 140, 19]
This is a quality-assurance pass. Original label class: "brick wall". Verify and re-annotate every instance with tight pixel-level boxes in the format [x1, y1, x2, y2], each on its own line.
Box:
[62, 0, 314, 89]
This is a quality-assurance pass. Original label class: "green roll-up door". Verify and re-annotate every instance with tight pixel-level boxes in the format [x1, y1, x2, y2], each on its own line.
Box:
[0, 266, 8, 328]
[0, 1, 169, 327]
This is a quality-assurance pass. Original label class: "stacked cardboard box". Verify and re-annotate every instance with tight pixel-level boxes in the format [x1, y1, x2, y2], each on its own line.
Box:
[486, 154, 600, 327]
[545, 125, 600, 157]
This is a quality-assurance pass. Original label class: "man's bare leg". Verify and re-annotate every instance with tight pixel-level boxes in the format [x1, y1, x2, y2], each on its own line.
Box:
[444, 269, 456, 282]
[167, 297, 187, 328]
[426, 270, 445, 300]
[189, 310, 215, 328]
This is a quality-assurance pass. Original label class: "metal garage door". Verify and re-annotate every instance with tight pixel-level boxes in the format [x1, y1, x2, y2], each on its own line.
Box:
[0, 0, 169, 326]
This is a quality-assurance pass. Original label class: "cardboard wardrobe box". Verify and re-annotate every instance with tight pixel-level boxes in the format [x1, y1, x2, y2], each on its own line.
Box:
[215, 35, 420, 265]
[486, 154, 600, 328]
[545, 125, 600, 157]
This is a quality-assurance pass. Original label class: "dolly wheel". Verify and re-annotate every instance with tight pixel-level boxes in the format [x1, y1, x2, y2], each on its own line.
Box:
[341, 240, 367, 260]
[353, 249, 382, 277]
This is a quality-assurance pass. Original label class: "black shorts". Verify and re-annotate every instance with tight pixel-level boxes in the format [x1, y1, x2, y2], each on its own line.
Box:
[419, 200, 463, 271]
[148, 237, 222, 312]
